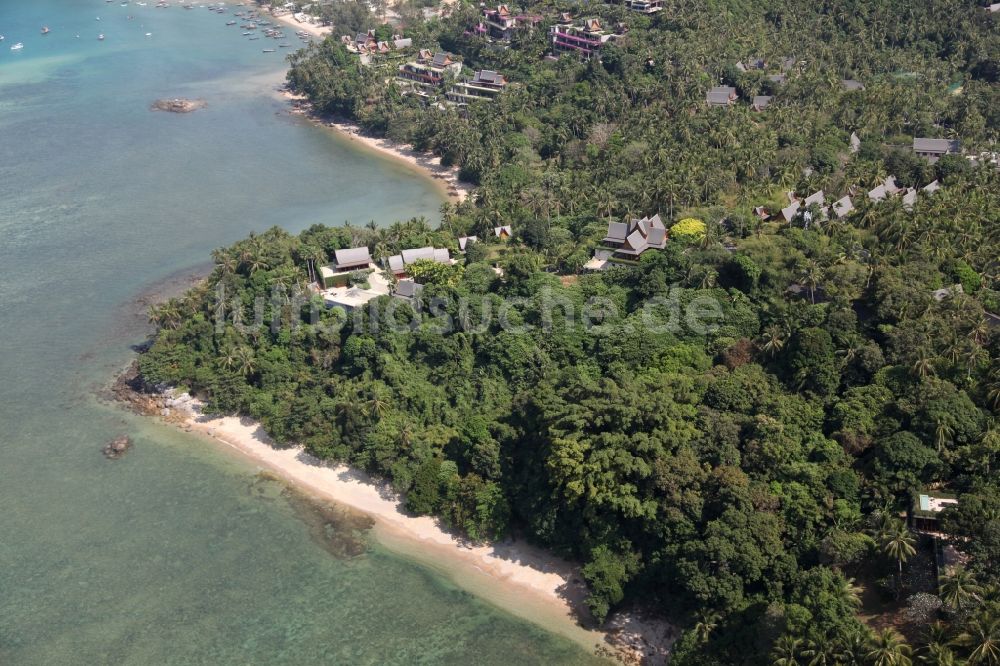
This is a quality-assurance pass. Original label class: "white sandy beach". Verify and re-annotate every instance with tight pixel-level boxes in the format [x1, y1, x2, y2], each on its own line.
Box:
[161, 393, 673, 663]
[282, 92, 474, 203]
[327, 119, 474, 203]
[268, 12, 331, 38]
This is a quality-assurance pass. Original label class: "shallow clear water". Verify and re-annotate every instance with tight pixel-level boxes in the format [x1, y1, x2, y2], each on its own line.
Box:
[0, 2, 596, 663]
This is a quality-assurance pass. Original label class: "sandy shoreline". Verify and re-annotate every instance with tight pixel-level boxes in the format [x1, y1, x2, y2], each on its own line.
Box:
[267, 12, 332, 39]
[282, 92, 474, 203]
[152, 392, 674, 664]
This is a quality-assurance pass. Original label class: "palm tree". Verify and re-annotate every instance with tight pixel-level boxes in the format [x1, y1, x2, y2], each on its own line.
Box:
[912, 349, 937, 379]
[836, 629, 871, 665]
[802, 638, 838, 666]
[866, 628, 913, 666]
[367, 389, 389, 419]
[759, 324, 787, 357]
[956, 614, 1000, 665]
[935, 420, 955, 456]
[213, 248, 237, 276]
[986, 371, 1000, 412]
[798, 258, 824, 304]
[939, 567, 983, 612]
[836, 576, 864, 609]
[692, 609, 719, 644]
[772, 634, 804, 666]
[919, 643, 960, 666]
[879, 519, 917, 599]
[219, 347, 238, 371]
[236, 346, 256, 377]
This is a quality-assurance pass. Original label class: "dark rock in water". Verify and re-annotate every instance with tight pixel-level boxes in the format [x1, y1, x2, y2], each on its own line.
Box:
[103, 435, 133, 459]
[150, 98, 207, 113]
[111, 361, 166, 416]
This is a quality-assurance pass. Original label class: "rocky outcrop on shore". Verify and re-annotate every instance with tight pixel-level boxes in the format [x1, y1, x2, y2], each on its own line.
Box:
[150, 98, 207, 113]
[112, 362, 190, 426]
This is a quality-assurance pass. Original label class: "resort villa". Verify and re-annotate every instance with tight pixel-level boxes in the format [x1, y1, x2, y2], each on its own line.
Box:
[830, 195, 854, 218]
[707, 86, 738, 107]
[319, 247, 373, 288]
[396, 51, 462, 97]
[868, 176, 901, 202]
[480, 5, 542, 41]
[458, 236, 478, 251]
[315, 247, 394, 311]
[394, 279, 424, 301]
[493, 225, 513, 240]
[446, 70, 508, 106]
[913, 137, 961, 163]
[600, 214, 667, 262]
[549, 18, 622, 59]
[341, 31, 412, 64]
[910, 490, 959, 532]
[624, 0, 663, 13]
[386, 246, 454, 278]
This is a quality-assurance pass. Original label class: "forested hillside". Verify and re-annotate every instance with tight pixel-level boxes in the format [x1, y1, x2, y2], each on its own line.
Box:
[140, 0, 1000, 663]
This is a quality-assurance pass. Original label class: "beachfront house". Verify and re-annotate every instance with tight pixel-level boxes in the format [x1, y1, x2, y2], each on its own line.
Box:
[600, 214, 666, 262]
[334, 247, 372, 272]
[831, 195, 854, 218]
[624, 0, 663, 13]
[386, 246, 453, 278]
[781, 201, 800, 222]
[913, 137, 961, 163]
[549, 18, 621, 60]
[735, 59, 766, 73]
[910, 490, 959, 532]
[494, 225, 513, 240]
[478, 5, 540, 41]
[396, 51, 462, 97]
[394, 279, 424, 301]
[868, 176, 901, 202]
[707, 86, 738, 107]
[347, 29, 377, 51]
[483, 4, 517, 40]
[318, 246, 373, 288]
[446, 70, 508, 106]
[342, 31, 412, 61]
[803, 190, 825, 208]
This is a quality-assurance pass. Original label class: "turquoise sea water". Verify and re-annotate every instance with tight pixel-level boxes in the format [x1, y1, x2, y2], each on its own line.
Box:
[0, 2, 597, 663]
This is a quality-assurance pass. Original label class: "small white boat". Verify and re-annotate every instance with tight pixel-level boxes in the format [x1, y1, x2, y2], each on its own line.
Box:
[11, 42, 24, 51]
[262, 48, 274, 52]
[98, 33, 105, 40]
[145, 32, 152, 37]
[42, 26, 51, 35]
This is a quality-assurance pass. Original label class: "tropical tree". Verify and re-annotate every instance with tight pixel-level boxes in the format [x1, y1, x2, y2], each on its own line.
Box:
[956, 614, 1000, 665]
[940, 568, 983, 613]
[879, 519, 917, 599]
[867, 628, 913, 666]
[772, 634, 804, 666]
